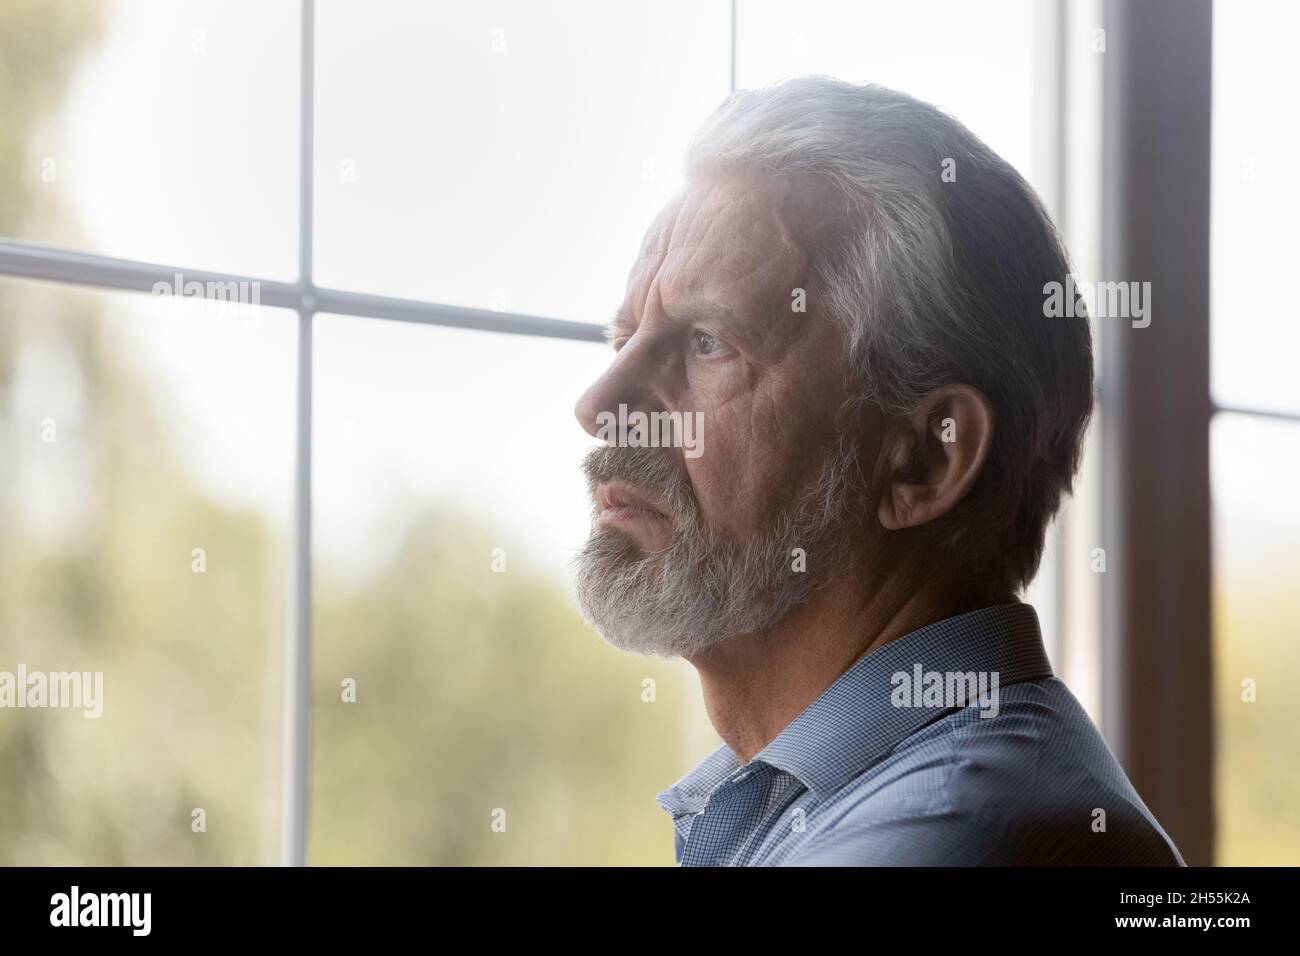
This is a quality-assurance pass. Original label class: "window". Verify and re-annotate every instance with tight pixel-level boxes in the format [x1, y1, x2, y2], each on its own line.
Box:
[1210, 0, 1300, 865]
[1, 0, 726, 867]
[0, 277, 294, 864]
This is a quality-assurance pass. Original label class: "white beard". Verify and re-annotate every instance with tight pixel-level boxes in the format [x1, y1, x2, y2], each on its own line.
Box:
[572, 438, 865, 659]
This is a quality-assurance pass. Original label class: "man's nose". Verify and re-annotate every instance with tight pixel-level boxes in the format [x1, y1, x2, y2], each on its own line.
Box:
[574, 336, 660, 441]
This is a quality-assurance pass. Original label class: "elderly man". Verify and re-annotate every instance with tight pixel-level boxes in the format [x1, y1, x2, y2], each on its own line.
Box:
[572, 77, 1183, 867]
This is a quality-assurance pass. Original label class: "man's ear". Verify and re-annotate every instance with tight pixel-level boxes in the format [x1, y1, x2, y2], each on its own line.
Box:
[877, 384, 995, 531]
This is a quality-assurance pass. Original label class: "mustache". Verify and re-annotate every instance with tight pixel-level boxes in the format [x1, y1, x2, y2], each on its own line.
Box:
[581, 445, 699, 529]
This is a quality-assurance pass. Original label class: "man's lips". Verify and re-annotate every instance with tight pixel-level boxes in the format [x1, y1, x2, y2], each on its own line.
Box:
[595, 481, 669, 526]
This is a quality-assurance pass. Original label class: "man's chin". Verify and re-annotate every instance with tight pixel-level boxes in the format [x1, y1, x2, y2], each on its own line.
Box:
[572, 536, 699, 658]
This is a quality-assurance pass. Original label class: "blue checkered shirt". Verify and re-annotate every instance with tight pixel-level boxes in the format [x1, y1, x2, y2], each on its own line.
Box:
[656, 603, 1184, 866]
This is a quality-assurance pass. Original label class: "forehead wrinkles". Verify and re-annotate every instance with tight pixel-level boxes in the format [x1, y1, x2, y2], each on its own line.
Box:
[672, 183, 803, 298]
[620, 175, 846, 354]
[623, 197, 686, 321]
[646, 181, 813, 324]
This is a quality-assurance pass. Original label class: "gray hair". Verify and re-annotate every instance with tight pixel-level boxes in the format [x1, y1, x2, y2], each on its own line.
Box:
[685, 76, 1095, 595]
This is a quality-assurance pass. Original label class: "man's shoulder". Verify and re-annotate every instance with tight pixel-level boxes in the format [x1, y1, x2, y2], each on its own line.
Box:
[786, 679, 1185, 865]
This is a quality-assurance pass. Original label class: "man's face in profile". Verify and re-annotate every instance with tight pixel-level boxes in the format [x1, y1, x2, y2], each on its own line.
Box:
[572, 171, 881, 660]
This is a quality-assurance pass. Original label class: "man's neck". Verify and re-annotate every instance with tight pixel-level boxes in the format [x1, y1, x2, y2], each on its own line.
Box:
[686, 557, 995, 765]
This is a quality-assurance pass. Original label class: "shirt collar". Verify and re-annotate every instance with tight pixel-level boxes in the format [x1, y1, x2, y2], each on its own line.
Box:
[656, 602, 1053, 815]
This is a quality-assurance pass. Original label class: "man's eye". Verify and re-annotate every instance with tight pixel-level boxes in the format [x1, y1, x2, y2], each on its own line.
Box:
[693, 330, 724, 356]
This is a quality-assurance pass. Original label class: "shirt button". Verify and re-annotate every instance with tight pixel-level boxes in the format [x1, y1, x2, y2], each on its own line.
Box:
[733, 771, 750, 783]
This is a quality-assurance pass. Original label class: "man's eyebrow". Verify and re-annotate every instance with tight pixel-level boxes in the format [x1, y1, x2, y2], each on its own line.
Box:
[604, 306, 637, 344]
[603, 301, 742, 343]
[671, 302, 736, 325]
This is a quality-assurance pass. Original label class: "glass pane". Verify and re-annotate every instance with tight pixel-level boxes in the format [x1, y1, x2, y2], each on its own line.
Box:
[1212, 0, 1300, 416]
[311, 315, 711, 864]
[0, 277, 295, 864]
[735, 0, 1040, 184]
[4, 0, 299, 279]
[1211, 413, 1300, 865]
[313, 0, 730, 322]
